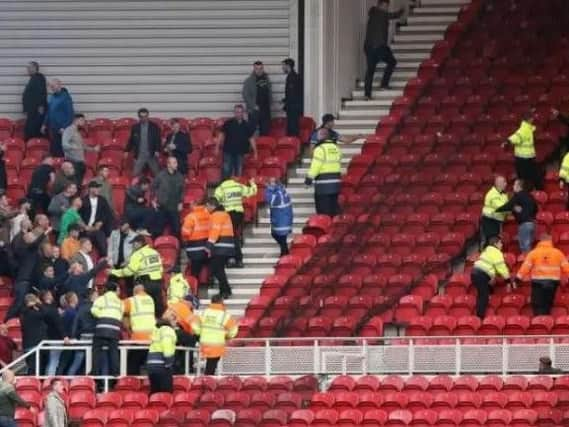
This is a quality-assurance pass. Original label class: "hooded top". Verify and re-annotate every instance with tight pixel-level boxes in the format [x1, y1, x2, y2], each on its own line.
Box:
[45, 88, 74, 131]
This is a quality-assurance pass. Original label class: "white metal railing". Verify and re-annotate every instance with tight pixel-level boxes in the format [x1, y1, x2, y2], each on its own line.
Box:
[4, 335, 568, 379]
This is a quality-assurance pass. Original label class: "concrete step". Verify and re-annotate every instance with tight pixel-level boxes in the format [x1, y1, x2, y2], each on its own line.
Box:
[259, 216, 309, 226]
[419, 0, 469, 5]
[339, 110, 389, 119]
[390, 43, 434, 52]
[344, 98, 394, 108]
[398, 24, 448, 33]
[394, 33, 442, 43]
[225, 266, 274, 276]
[357, 71, 418, 85]
[223, 277, 265, 286]
[250, 226, 303, 235]
[407, 15, 457, 25]
[207, 287, 260, 297]
[413, 7, 461, 15]
[335, 118, 383, 128]
[242, 246, 282, 256]
[351, 87, 403, 98]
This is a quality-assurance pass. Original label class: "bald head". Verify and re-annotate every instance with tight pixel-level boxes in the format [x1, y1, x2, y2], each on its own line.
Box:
[539, 233, 552, 242]
[2, 370, 15, 385]
[494, 176, 507, 192]
[133, 284, 145, 294]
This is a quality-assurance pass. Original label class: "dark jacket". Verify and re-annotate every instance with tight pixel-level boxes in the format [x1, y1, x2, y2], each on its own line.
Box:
[124, 184, 148, 216]
[43, 304, 66, 340]
[44, 88, 74, 132]
[126, 121, 161, 158]
[79, 195, 115, 236]
[559, 113, 569, 138]
[61, 308, 77, 338]
[11, 230, 46, 283]
[22, 73, 47, 114]
[0, 149, 6, 192]
[52, 171, 79, 195]
[62, 259, 107, 302]
[164, 131, 192, 174]
[21, 304, 48, 349]
[0, 382, 30, 418]
[364, 6, 403, 50]
[496, 191, 538, 224]
[284, 70, 303, 110]
[71, 301, 96, 339]
[152, 169, 185, 211]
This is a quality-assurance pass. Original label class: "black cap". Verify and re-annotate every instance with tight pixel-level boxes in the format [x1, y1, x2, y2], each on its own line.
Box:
[282, 58, 295, 68]
[321, 114, 336, 125]
[88, 180, 102, 188]
[130, 234, 148, 245]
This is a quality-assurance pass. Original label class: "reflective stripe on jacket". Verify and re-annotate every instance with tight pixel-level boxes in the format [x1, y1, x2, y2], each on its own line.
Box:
[128, 293, 155, 340]
[482, 186, 509, 222]
[206, 210, 235, 257]
[473, 245, 510, 280]
[517, 241, 569, 281]
[191, 303, 238, 358]
[168, 273, 190, 304]
[111, 245, 163, 281]
[560, 153, 569, 183]
[146, 325, 177, 371]
[91, 291, 124, 340]
[214, 179, 257, 213]
[308, 140, 342, 195]
[508, 120, 536, 159]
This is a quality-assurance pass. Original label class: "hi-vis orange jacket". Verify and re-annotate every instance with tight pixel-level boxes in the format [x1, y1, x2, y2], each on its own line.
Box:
[206, 208, 235, 257]
[182, 206, 210, 257]
[517, 241, 569, 282]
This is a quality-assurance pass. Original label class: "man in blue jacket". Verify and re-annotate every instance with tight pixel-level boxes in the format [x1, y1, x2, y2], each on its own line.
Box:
[264, 177, 293, 256]
[42, 79, 74, 157]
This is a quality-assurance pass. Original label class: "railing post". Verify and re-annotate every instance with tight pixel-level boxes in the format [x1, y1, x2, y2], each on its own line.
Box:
[313, 340, 320, 375]
[550, 337, 555, 366]
[35, 346, 41, 376]
[184, 349, 189, 376]
[362, 339, 368, 375]
[501, 337, 508, 376]
[85, 345, 92, 376]
[408, 339, 414, 375]
[455, 338, 461, 375]
[264, 339, 272, 377]
[119, 345, 128, 377]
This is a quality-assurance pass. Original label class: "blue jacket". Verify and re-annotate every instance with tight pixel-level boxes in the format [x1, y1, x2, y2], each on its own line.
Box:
[265, 184, 293, 236]
[45, 88, 74, 131]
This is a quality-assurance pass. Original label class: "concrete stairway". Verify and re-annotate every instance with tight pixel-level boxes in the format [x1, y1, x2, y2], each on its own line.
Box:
[205, 0, 471, 317]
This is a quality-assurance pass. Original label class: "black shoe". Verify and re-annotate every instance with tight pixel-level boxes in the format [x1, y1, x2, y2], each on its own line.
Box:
[380, 85, 391, 90]
[234, 260, 244, 268]
[221, 290, 232, 299]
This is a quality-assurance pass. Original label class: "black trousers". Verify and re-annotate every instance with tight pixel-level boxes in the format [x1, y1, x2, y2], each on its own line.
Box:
[49, 130, 64, 157]
[204, 357, 220, 375]
[364, 45, 397, 96]
[471, 269, 492, 318]
[126, 348, 148, 375]
[125, 206, 154, 231]
[175, 330, 197, 374]
[28, 191, 51, 215]
[531, 280, 559, 316]
[24, 110, 45, 141]
[271, 232, 289, 256]
[148, 369, 173, 394]
[228, 211, 244, 262]
[315, 193, 340, 216]
[155, 207, 181, 239]
[5, 281, 30, 321]
[480, 216, 502, 249]
[188, 254, 207, 284]
[259, 107, 271, 136]
[210, 255, 231, 295]
[515, 157, 542, 190]
[141, 279, 164, 318]
[72, 161, 86, 187]
[286, 106, 301, 137]
[92, 336, 119, 377]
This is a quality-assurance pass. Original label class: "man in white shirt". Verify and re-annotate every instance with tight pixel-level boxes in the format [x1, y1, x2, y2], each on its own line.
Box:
[10, 198, 32, 242]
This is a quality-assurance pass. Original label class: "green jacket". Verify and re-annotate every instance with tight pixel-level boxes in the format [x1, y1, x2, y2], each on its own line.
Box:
[58, 208, 82, 244]
[0, 382, 30, 417]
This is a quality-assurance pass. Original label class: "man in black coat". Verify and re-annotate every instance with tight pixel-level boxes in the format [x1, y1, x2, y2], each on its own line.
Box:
[22, 61, 47, 141]
[79, 181, 115, 256]
[20, 293, 48, 375]
[124, 177, 154, 231]
[282, 58, 303, 137]
[164, 119, 192, 175]
[125, 108, 161, 177]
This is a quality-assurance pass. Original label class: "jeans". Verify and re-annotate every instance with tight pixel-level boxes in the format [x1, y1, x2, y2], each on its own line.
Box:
[0, 415, 17, 427]
[364, 45, 397, 96]
[92, 337, 119, 377]
[518, 221, 536, 253]
[45, 349, 62, 376]
[223, 153, 243, 179]
[67, 350, 86, 375]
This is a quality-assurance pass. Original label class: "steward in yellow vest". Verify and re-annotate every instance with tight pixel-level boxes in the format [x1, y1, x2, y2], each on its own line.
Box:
[190, 294, 238, 375]
[90, 281, 124, 377]
[214, 178, 257, 213]
[111, 235, 164, 317]
[167, 272, 190, 304]
[471, 237, 512, 318]
[305, 128, 342, 216]
[146, 310, 178, 394]
[505, 110, 542, 190]
[124, 285, 155, 341]
[480, 176, 508, 248]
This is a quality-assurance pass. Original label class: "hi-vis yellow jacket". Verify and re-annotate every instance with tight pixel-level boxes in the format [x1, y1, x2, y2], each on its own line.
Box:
[191, 303, 238, 358]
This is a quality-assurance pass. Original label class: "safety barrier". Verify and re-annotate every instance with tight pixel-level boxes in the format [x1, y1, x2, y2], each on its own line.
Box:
[3, 336, 568, 379]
